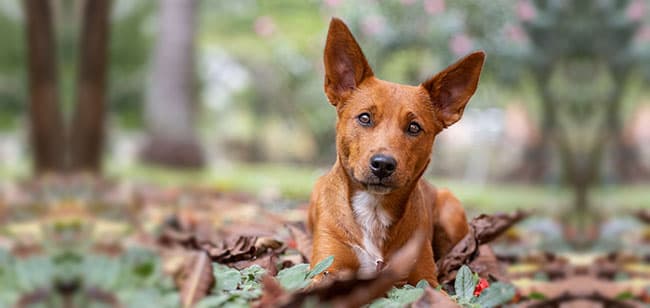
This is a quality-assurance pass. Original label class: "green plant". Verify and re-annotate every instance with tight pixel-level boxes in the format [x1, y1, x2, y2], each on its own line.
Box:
[368, 280, 429, 308]
[197, 256, 334, 307]
[276, 255, 334, 291]
[197, 264, 267, 308]
[451, 265, 516, 308]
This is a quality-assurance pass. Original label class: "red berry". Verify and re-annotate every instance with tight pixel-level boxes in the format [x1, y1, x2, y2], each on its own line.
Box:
[473, 278, 490, 296]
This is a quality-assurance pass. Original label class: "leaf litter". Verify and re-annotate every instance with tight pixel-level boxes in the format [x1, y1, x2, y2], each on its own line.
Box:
[0, 175, 649, 306]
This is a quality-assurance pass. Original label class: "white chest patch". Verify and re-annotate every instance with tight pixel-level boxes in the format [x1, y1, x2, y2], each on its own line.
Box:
[351, 191, 393, 277]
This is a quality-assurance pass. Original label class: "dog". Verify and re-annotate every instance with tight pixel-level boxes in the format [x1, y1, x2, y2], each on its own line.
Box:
[307, 18, 484, 286]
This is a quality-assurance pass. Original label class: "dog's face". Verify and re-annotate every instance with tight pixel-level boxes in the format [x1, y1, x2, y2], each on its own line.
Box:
[323, 18, 484, 195]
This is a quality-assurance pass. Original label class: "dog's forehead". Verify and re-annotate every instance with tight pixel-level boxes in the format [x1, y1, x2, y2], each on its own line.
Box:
[373, 79, 426, 102]
[350, 79, 433, 113]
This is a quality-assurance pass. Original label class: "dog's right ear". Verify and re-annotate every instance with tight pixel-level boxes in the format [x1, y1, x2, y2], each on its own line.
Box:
[323, 18, 374, 107]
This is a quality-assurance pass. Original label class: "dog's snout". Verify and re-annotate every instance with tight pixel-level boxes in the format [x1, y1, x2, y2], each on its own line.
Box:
[369, 154, 397, 178]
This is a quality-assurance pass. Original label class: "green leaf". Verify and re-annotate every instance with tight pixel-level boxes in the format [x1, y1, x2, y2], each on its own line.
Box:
[475, 282, 516, 308]
[195, 294, 230, 308]
[276, 263, 310, 291]
[306, 255, 334, 279]
[454, 265, 477, 301]
[390, 287, 425, 304]
[240, 264, 266, 283]
[368, 298, 400, 308]
[370, 285, 424, 308]
[232, 286, 263, 300]
[415, 279, 430, 289]
[212, 263, 241, 292]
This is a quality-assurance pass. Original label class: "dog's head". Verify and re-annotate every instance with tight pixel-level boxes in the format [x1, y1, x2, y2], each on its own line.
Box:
[324, 18, 484, 195]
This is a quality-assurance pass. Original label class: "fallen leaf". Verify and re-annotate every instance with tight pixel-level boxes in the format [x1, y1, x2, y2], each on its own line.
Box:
[468, 245, 508, 282]
[438, 210, 529, 284]
[180, 251, 214, 308]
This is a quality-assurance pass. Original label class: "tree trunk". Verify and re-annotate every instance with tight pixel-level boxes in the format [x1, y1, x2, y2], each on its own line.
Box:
[69, 0, 111, 173]
[140, 0, 204, 168]
[504, 68, 555, 183]
[24, 0, 66, 174]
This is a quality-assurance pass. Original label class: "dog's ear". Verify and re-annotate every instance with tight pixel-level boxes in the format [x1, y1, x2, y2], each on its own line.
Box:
[422, 51, 485, 128]
[323, 18, 374, 106]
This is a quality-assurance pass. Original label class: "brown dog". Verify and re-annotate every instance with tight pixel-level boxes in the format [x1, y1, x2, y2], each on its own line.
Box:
[307, 18, 484, 286]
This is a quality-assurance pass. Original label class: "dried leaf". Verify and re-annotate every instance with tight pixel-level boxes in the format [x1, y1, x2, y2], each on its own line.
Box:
[438, 211, 529, 284]
[472, 210, 529, 244]
[180, 252, 215, 308]
[468, 245, 507, 282]
[204, 235, 286, 264]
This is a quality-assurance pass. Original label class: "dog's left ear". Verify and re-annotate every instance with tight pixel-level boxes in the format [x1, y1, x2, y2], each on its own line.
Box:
[422, 51, 485, 128]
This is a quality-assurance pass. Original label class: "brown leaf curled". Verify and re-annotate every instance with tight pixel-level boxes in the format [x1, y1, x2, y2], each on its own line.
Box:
[437, 210, 529, 284]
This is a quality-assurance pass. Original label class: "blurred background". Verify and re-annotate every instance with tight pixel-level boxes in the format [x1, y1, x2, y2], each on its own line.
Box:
[2, 0, 650, 306]
[1, 0, 650, 224]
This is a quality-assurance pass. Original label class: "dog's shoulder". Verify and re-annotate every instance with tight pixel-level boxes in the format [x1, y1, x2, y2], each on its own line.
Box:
[308, 166, 352, 226]
[310, 168, 347, 205]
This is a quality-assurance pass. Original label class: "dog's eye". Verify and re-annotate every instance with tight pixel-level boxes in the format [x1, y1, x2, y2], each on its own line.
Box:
[407, 122, 422, 135]
[357, 113, 372, 126]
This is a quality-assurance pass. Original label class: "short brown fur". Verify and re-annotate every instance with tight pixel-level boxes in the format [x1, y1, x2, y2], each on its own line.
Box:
[308, 18, 484, 286]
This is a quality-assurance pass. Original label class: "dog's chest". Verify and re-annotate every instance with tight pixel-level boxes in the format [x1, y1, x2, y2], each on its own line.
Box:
[351, 192, 393, 277]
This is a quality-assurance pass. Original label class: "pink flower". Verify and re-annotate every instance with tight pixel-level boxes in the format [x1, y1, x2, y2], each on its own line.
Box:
[517, 0, 536, 21]
[627, 0, 646, 21]
[424, 0, 445, 15]
[449, 33, 473, 56]
[254, 16, 276, 38]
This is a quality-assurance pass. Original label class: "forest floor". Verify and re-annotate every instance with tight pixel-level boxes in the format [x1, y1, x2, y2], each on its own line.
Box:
[0, 166, 649, 307]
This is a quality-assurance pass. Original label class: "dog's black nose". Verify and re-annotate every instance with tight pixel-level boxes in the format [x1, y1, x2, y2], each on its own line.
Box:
[369, 154, 397, 178]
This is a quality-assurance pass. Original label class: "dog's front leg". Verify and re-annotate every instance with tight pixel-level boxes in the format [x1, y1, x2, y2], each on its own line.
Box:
[407, 243, 439, 287]
[310, 227, 360, 282]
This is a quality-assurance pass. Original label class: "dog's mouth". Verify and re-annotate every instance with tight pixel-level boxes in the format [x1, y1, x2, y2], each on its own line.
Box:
[347, 168, 397, 195]
[356, 179, 396, 195]
[363, 183, 393, 195]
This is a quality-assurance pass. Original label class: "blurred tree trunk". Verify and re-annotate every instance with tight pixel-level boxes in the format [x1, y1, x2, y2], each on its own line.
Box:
[25, 0, 66, 174]
[140, 0, 204, 168]
[69, 0, 111, 173]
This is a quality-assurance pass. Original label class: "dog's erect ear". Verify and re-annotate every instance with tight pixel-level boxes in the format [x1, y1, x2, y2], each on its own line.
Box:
[323, 18, 374, 106]
[422, 51, 485, 128]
